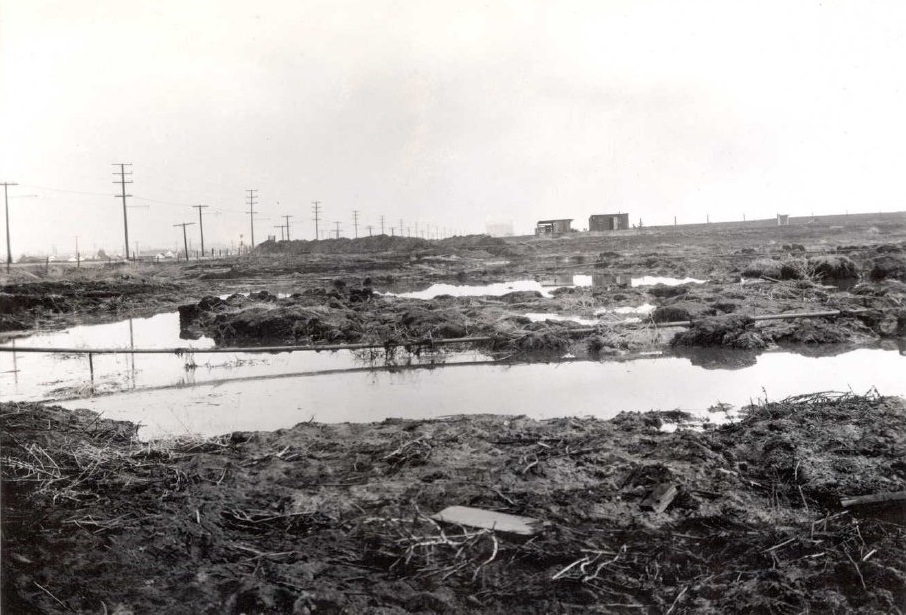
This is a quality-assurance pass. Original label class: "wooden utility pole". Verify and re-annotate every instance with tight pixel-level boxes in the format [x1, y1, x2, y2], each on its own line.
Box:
[366, 225, 373, 237]
[274, 225, 285, 241]
[192, 204, 209, 255]
[113, 164, 132, 260]
[173, 222, 195, 261]
[333, 221, 341, 239]
[282, 214, 293, 241]
[2, 182, 17, 272]
[245, 190, 258, 249]
[380, 215, 385, 235]
[352, 210, 360, 238]
[312, 201, 322, 240]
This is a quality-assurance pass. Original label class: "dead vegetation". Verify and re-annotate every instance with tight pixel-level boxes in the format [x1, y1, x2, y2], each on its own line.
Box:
[3, 392, 904, 614]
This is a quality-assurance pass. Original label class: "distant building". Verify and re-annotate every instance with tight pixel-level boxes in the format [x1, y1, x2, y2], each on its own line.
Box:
[485, 221, 514, 237]
[535, 219, 573, 236]
[777, 214, 790, 226]
[589, 213, 629, 232]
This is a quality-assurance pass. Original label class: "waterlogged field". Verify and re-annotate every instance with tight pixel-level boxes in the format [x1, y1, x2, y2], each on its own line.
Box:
[2, 219, 906, 613]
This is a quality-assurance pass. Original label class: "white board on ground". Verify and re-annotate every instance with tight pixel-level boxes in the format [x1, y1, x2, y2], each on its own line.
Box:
[431, 505, 545, 535]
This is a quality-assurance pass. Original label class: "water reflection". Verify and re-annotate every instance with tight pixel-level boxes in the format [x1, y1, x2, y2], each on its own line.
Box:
[58, 347, 906, 441]
[390, 274, 701, 299]
[0, 312, 488, 402]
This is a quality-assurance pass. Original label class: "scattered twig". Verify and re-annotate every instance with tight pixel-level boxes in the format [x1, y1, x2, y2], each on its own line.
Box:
[34, 581, 69, 611]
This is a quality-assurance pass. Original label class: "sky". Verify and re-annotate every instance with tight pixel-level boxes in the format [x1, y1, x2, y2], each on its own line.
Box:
[2, 0, 906, 256]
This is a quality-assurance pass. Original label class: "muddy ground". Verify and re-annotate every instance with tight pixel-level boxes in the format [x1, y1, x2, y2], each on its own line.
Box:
[2, 216, 906, 613]
[2, 393, 905, 614]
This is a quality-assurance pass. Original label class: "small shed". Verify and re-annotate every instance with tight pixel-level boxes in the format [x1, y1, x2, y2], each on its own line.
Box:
[777, 214, 790, 226]
[589, 213, 629, 232]
[535, 219, 573, 236]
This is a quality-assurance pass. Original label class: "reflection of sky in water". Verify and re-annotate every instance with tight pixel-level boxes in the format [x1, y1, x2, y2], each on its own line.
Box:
[0, 312, 485, 402]
[388, 276, 707, 299]
[55, 347, 906, 441]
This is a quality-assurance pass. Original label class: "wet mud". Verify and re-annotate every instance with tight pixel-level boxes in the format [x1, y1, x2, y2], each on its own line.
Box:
[2, 393, 904, 614]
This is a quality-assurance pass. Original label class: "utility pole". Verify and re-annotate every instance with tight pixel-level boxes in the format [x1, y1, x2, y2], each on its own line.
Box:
[245, 189, 258, 249]
[399, 219, 404, 236]
[380, 215, 385, 235]
[2, 182, 17, 272]
[173, 222, 195, 261]
[312, 201, 322, 240]
[333, 221, 341, 239]
[282, 215, 293, 241]
[113, 164, 132, 260]
[274, 225, 285, 241]
[366, 225, 373, 237]
[352, 210, 360, 238]
[192, 204, 209, 255]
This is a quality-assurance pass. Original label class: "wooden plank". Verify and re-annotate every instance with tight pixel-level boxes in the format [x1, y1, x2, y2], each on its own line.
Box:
[431, 505, 545, 536]
[640, 483, 679, 513]
[840, 491, 906, 508]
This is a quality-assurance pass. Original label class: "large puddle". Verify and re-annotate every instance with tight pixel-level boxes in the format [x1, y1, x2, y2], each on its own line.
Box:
[3, 307, 904, 442]
[50, 347, 906, 440]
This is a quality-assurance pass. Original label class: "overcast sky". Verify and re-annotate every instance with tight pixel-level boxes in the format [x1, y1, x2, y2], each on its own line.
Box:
[2, 0, 906, 255]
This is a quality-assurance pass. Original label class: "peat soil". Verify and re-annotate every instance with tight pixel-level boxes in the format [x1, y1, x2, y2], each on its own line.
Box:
[175, 240, 906, 358]
[2, 393, 905, 614]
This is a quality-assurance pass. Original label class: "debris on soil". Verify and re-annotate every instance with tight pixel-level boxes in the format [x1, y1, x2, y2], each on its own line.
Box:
[3, 391, 904, 613]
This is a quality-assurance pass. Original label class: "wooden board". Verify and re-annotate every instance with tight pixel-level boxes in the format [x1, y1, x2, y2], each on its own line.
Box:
[431, 505, 545, 536]
[640, 483, 678, 513]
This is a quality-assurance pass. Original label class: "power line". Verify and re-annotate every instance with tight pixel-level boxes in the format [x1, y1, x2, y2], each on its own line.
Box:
[246, 189, 258, 248]
[191, 204, 209, 255]
[312, 201, 322, 240]
[2, 181, 18, 272]
[113, 163, 132, 260]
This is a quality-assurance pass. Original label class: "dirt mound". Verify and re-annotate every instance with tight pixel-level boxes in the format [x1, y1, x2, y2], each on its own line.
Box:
[870, 254, 906, 282]
[257, 235, 433, 256]
[652, 300, 715, 323]
[671, 314, 767, 349]
[807, 254, 859, 282]
[742, 257, 808, 280]
[0, 279, 180, 333]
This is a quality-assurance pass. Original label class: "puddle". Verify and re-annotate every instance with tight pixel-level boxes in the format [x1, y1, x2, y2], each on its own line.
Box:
[0, 312, 488, 402]
[631, 276, 707, 287]
[5, 312, 903, 442]
[47, 347, 906, 441]
[525, 302, 656, 326]
[524, 313, 602, 326]
[389, 280, 552, 299]
[387, 275, 705, 299]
